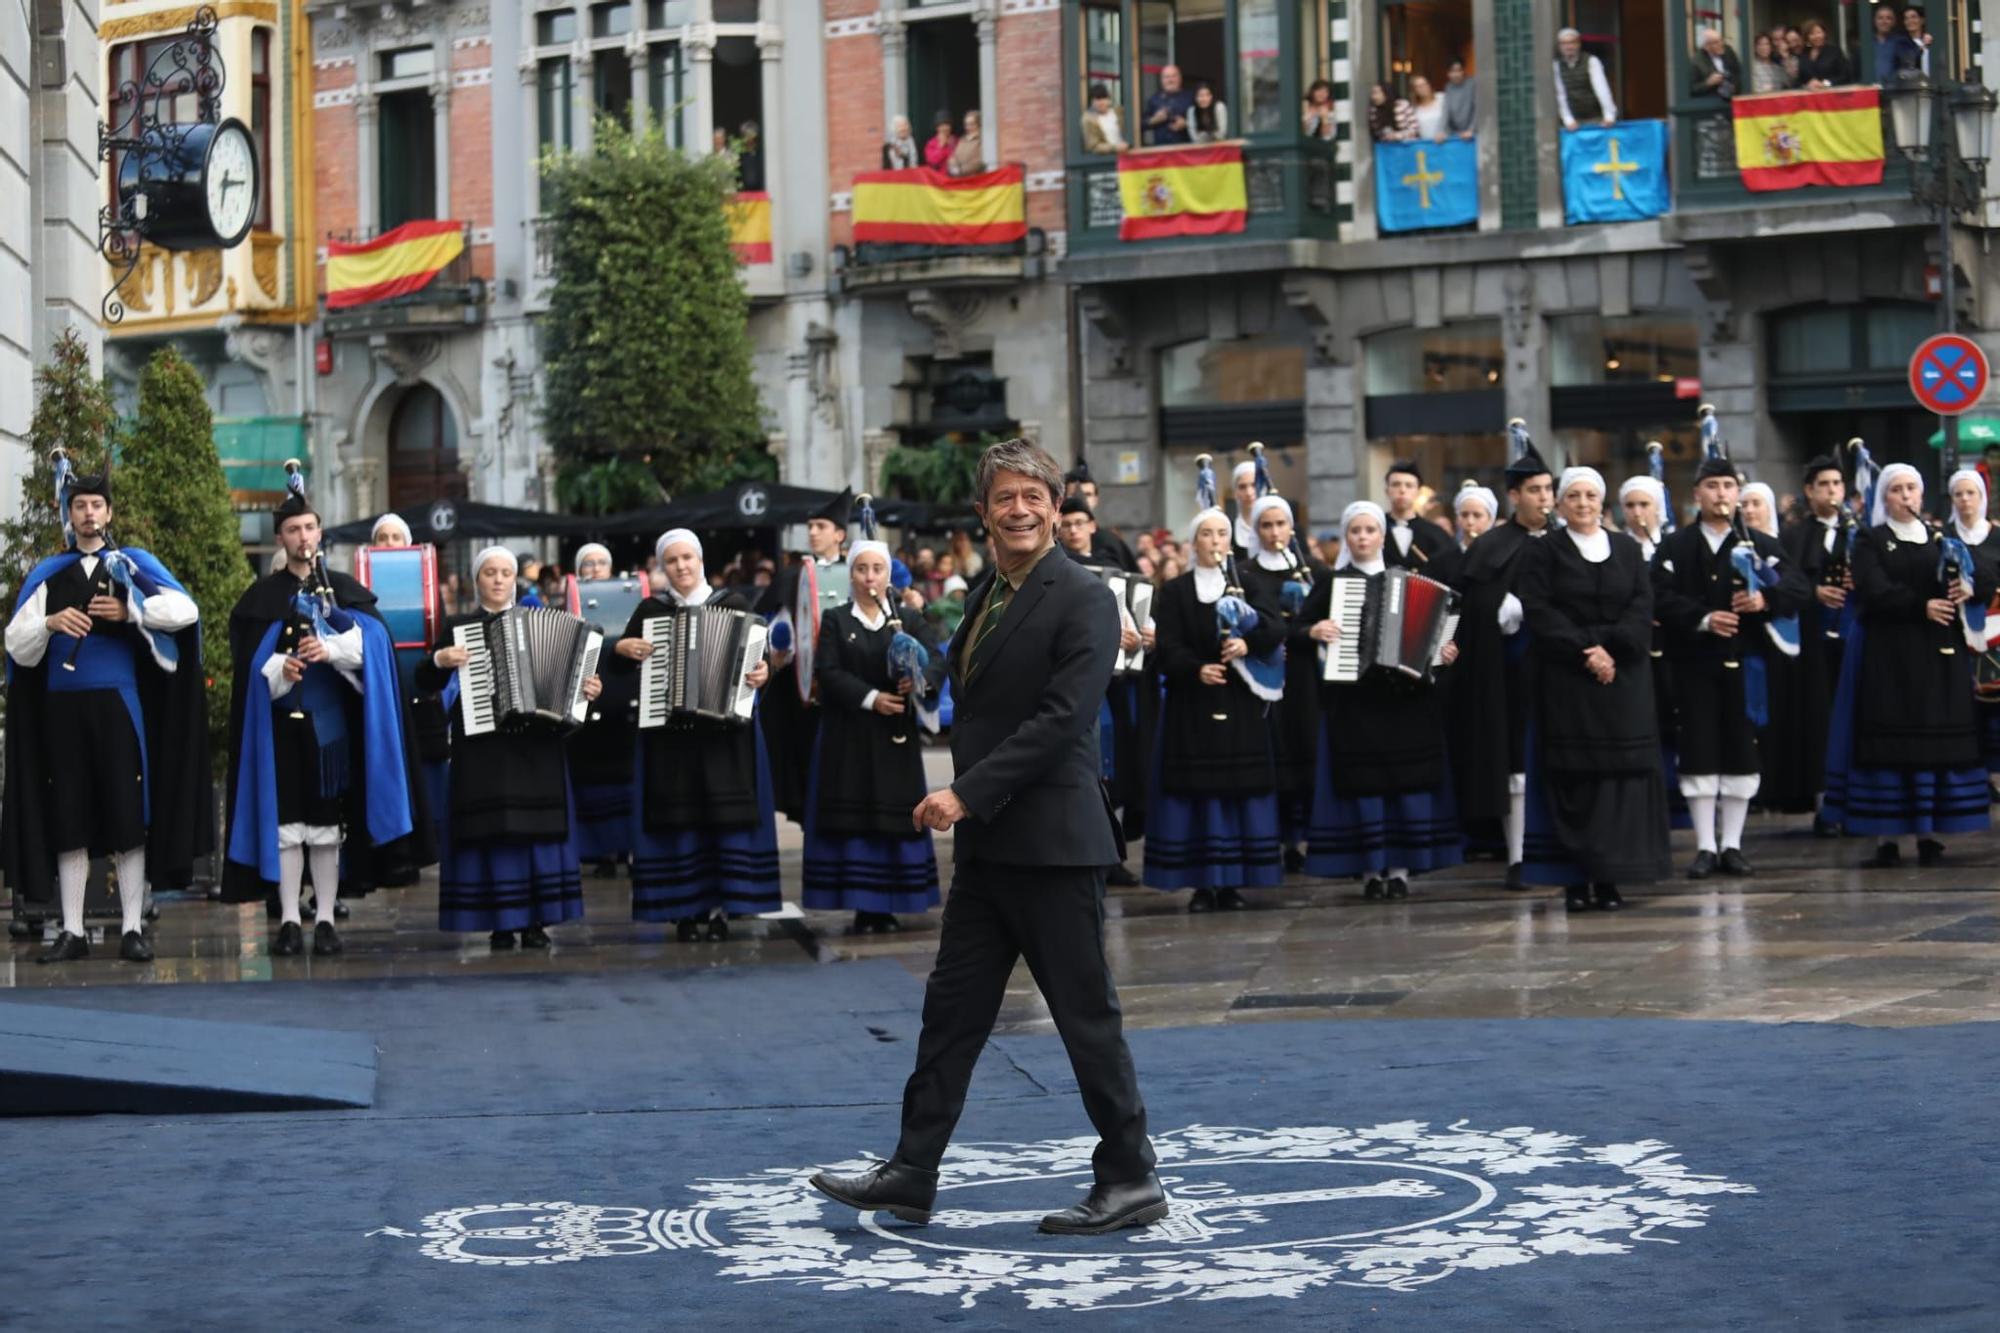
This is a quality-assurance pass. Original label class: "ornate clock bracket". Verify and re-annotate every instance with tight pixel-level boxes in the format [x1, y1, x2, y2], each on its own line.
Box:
[98, 5, 226, 324]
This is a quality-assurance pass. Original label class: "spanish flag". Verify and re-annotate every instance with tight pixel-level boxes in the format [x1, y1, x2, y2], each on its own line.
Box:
[1733, 87, 1885, 192]
[1118, 144, 1248, 241]
[851, 166, 1026, 245]
[326, 220, 465, 309]
[728, 191, 773, 264]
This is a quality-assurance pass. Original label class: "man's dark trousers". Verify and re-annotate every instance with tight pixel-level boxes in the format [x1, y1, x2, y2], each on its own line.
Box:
[894, 860, 1154, 1184]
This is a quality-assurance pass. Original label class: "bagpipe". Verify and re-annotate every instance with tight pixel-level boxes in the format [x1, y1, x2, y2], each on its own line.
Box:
[1194, 452, 1286, 702]
[1693, 408, 1797, 725]
[48, 447, 177, 675]
[276, 460, 357, 718]
[859, 494, 940, 736]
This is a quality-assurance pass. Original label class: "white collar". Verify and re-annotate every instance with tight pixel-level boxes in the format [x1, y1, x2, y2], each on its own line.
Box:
[852, 601, 887, 631]
[1233, 516, 1255, 550]
[1955, 516, 1991, 547]
[1349, 557, 1386, 576]
[1887, 516, 1928, 542]
[667, 582, 713, 608]
[1816, 512, 1840, 527]
[1567, 526, 1612, 563]
[1254, 547, 1294, 572]
[1699, 520, 1731, 552]
[1192, 564, 1227, 604]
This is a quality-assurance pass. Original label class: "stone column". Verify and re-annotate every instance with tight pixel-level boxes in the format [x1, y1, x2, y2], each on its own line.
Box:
[345, 457, 384, 523]
[975, 4, 999, 168]
[879, 11, 906, 137]
[758, 26, 784, 258]
[1500, 267, 1550, 443]
[430, 71, 452, 218]
[1305, 358, 1361, 524]
[574, 43, 595, 155]
[628, 31, 649, 129]
[688, 31, 715, 151]
[355, 87, 379, 231]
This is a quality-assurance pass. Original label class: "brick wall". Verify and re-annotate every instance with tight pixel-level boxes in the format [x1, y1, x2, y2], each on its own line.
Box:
[312, 60, 357, 254]
[823, 0, 879, 248]
[450, 40, 493, 281]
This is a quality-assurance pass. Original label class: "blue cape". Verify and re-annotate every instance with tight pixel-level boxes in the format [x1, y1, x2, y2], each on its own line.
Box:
[225, 611, 415, 881]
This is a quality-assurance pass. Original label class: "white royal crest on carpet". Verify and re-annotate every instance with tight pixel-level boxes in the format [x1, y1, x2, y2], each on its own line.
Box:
[384, 1121, 1757, 1309]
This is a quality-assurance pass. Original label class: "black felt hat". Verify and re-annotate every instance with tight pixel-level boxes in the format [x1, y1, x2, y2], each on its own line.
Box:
[809, 487, 853, 528]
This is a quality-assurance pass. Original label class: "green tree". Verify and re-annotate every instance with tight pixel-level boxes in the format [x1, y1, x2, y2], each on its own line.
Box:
[116, 345, 254, 760]
[0, 327, 117, 596]
[539, 119, 772, 506]
[879, 433, 993, 506]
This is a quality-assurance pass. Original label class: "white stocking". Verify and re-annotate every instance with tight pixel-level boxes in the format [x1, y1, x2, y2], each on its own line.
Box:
[1505, 788, 1526, 866]
[56, 848, 88, 936]
[114, 845, 147, 935]
[278, 845, 305, 926]
[1718, 796, 1751, 852]
[309, 844, 341, 927]
[1687, 794, 1718, 853]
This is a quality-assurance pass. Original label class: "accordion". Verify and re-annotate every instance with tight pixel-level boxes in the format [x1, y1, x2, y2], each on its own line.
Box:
[1094, 569, 1156, 674]
[638, 605, 769, 728]
[1322, 568, 1460, 685]
[454, 607, 603, 736]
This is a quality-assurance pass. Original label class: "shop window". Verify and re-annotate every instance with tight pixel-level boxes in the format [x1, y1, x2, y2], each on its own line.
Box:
[378, 88, 436, 231]
[1363, 322, 1505, 497]
[1767, 302, 1939, 412]
[1550, 314, 1704, 501]
[1159, 337, 1309, 533]
[1550, 313, 1698, 386]
[1364, 322, 1503, 395]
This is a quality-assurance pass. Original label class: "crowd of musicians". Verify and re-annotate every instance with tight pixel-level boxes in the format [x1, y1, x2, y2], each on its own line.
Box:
[7, 415, 1998, 963]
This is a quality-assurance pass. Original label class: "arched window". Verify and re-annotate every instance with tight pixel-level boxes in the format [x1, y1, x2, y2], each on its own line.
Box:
[387, 384, 466, 512]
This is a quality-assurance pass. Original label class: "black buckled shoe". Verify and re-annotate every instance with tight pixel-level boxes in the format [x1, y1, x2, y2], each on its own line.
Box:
[35, 930, 89, 964]
[1385, 876, 1410, 900]
[1917, 838, 1946, 867]
[675, 918, 703, 942]
[334, 900, 351, 921]
[273, 921, 305, 956]
[1861, 842, 1901, 869]
[1563, 885, 1593, 912]
[1187, 888, 1216, 914]
[1504, 862, 1526, 891]
[1282, 845, 1306, 874]
[312, 922, 343, 956]
[1214, 887, 1248, 910]
[809, 1161, 939, 1225]
[1719, 848, 1754, 877]
[1105, 863, 1140, 887]
[1687, 850, 1719, 880]
[119, 930, 153, 962]
[1039, 1174, 1170, 1235]
[1363, 877, 1386, 901]
[520, 925, 551, 949]
[705, 915, 729, 942]
[489, 929, 518, 950]
[1812, 813, 1840, 838]
[1592, 884, 1625, 911]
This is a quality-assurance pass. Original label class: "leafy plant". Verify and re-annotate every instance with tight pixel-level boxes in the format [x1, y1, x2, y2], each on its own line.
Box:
[115, 345, 255, 768]
[878, 433, 991, 506]
[0, 328, 116, 597]
[539, 118, 769, 499]
[555, 454, 667, 515]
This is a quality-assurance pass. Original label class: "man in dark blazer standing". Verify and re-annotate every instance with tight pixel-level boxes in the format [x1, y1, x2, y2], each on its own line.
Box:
[811, 439, 1164, 1236]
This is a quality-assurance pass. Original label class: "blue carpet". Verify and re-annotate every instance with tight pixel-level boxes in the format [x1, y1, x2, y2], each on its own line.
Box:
[1, 963, 1994, 1331]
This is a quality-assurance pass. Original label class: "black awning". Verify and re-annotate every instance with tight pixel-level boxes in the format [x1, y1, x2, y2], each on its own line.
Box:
[321, 500, 603, 546]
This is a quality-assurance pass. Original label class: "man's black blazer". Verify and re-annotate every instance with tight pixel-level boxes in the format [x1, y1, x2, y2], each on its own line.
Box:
[946, 546, 1123, 868]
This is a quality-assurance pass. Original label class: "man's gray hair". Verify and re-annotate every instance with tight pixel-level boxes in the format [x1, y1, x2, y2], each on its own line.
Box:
[1697, 26, 1720, 44]
[975, 437, 1066, 507]
[1557, 26, 1581, 41]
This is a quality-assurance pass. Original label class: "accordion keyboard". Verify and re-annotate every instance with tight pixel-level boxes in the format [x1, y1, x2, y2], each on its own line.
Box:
[1323, 579, 1368, 683]
[454, 621, 500, 735]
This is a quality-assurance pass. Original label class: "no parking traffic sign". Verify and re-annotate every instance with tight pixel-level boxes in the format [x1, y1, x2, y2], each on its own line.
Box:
[1909, 333, 1990, 416]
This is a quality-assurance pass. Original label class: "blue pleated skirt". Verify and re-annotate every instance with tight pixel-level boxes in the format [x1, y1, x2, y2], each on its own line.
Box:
[1822, 624, 1992, 837]
[800, 741, 939, 916]
[575, 781, 634, 861]
[437, 781, 585, 933]
[630, 720, 782, 922]
[1144, 788, 1283, 890]
[1303, 725, 1463, 878]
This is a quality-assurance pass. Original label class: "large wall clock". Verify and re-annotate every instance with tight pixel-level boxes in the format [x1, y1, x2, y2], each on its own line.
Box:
[119, 118, 259, 252]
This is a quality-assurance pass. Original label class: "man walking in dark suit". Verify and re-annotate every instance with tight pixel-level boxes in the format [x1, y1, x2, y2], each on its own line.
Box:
[811, 439, 1164, 1236]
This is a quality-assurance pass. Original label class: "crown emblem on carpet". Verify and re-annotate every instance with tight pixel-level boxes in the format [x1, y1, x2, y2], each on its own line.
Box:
[384, 1122, 1757, 1308]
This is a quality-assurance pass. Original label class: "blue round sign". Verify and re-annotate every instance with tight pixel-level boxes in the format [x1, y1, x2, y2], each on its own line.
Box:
[1909, 333, 1989, 416]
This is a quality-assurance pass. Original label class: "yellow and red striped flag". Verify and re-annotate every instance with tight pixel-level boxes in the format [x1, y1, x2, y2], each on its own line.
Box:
[1732, 87, 1885, 191]
[851, 166, 1026, 245]
[1117, 144, 1248, 241]
[326, 220, 465, 308]
[728, 191, 773, 263]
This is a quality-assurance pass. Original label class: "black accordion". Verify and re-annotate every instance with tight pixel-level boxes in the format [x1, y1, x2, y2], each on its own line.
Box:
[637, 605, 769, 728]
[453, 607, 603, 735]
[1322, 569, 1460, 685]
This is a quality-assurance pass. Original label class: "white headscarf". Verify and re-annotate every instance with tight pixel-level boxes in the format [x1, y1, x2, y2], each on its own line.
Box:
[1948, 468, 1990, 545]
[1455, 486, 1498, 522]
[1872, 462, 1922, 528]
[1247, 495, 1295, 570]
[472, 546, 518, 611]
[1558, 466, 1606, 501]
[655, 530, 711, 608]
[1231, 461, 1258, 485]
[1333, 500, 1387, 572]
[849, 539, 891, 567]
[573, 541, 612, 573]
[1740, 482, 1779, 537]
[1187, 505, 1232, 552]
[1231, 462, 1260, 549]
[1618, 476, 1665, 544]
[370, 512, 411, 545]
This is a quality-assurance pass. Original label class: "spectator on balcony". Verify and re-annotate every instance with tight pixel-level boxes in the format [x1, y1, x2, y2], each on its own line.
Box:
[1302, 78, 1338, 140]
[736, 121, 765, 191]
[1367, 82, 1416, 142]
[1410, 75, 1447, 141]
[1444, 60, 1477, 138]
[1750, 33, 1791, 92]
[948, 109, 984, 177]
[1189, 83, 1230, 143]
[1775, 27, 1803, 84]
[1796, 20, 1852, 89]
[924, 110, 957, 170]
[1554, 28, 1617, 131]
[1873, 4, 1907, 82]
[882, 114, 920, 169]
[1689, 28, 1742, 102]
[1902, 7, 1934, 76]
[1082, 82, 1129, 154]
[1143, 63, 1195, 145]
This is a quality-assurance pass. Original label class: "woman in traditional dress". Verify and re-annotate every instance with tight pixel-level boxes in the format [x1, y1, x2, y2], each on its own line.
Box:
[1619, 471, 1692, 834]
[801, 537, 944, 933]
[1144, 507, 1286, 910]
[566, 542, 638, 874]
[1454, 483, 1497, 550]
[1235, 493, 1328, 872]
[1828, 465, 1992, 867]
[418, 547, 601, 948]
[1514, 467, 1672, 911]
[1301, 501, 1463, 900]
[1945, 468, 2000, 783]
[612, 530, 780, 940]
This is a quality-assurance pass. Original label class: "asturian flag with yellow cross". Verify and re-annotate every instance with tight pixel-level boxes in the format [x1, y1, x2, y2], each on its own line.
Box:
[1561, 120, 1670, 225]
[1374, 138, 1478, 233]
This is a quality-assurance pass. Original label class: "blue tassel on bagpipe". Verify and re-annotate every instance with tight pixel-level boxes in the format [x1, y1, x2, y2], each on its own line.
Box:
[1939, 532, 1990, 651]
[1648, 440, 1677, 535]
[1196, 455, 1218, 513]
[1216, 593, 1287, 702]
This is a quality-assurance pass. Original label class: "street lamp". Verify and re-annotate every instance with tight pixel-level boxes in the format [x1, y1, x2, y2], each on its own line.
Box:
[1887, 75, 1998, 480]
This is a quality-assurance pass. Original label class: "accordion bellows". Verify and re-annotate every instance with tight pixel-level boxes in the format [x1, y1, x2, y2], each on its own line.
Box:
[638, 605, 768, 728]
[454, 607, 603, 735]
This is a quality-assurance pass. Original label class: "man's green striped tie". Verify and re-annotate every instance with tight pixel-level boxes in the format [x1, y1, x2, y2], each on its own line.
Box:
[966, 579, 1013, 678]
